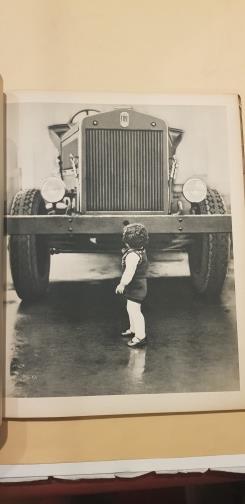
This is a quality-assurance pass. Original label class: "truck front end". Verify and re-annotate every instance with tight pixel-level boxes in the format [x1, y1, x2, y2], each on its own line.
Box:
[7, 107, 232, 300]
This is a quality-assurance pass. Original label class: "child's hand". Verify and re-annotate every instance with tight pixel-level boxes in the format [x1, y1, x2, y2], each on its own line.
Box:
[115, 283, 125, 294]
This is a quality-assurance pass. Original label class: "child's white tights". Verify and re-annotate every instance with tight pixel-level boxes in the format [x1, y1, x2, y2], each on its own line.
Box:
[127, 300, 145, 340]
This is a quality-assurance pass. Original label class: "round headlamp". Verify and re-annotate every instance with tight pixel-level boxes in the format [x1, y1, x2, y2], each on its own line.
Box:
[41, 177, 66, 203]
[183, 178, 207, 203]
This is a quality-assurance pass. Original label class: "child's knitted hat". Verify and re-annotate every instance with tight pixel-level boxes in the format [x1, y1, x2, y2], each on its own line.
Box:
[123, 223, 149, 249]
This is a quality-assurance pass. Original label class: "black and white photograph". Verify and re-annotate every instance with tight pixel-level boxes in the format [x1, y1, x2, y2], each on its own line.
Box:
[4, 92, 245, 418]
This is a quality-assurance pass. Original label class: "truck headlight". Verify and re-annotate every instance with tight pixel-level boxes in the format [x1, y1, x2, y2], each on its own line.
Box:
[41, 177, 66, 203]
[183, 178, 207, 203]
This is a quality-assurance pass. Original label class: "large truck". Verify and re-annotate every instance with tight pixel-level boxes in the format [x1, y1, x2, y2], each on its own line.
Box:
[7, 107, 231, 301]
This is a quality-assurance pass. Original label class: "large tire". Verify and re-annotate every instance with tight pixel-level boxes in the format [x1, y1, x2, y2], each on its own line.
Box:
[9, 189, 50, 301]
[188, 188, 230, 297]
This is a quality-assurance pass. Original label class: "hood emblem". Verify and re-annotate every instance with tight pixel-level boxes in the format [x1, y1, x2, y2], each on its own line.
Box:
[120, 111, 129, 128]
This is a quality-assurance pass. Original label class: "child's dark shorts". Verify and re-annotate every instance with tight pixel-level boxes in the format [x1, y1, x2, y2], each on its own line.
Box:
[124, 278, 147, 304]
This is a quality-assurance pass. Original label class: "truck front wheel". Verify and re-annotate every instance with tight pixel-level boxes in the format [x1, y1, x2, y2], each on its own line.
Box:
[9, 189, 50, 301]
[188, 188, 230, 297]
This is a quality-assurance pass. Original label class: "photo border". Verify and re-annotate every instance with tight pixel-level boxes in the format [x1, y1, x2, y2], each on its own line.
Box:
[4, 92, 245, 419]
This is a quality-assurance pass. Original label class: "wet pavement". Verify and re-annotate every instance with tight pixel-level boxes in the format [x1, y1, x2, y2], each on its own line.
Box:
[5, 253, 239, 398]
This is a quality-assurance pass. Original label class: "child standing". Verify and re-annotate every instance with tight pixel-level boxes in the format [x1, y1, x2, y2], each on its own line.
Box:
[115, 223, 148, 348]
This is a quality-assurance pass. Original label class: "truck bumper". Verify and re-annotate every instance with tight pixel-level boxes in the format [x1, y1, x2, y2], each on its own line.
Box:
[5, 214, 232, 235]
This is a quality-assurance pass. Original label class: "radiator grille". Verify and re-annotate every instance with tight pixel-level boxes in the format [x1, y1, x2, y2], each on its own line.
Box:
[86, 129, 164, 211]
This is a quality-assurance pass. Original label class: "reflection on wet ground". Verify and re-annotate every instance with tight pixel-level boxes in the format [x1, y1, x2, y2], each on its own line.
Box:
[5, 256, 239, 398]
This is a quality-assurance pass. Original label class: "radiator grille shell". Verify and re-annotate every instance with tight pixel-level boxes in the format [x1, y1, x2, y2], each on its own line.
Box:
[85, 128, 165, 212]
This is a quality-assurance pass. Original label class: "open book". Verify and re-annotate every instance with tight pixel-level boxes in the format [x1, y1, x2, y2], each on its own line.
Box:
[2, 90, 245, 418]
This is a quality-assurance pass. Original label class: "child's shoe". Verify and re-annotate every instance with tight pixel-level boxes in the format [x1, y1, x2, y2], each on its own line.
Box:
[127, 336, 147, 348]
[121, 329, 135, 337]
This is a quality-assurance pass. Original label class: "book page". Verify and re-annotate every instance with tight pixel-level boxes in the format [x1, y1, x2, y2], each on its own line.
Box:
[0, 0, 245, 469]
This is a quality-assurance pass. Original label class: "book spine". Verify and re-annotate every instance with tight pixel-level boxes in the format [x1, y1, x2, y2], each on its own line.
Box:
[0, 76, 4, 425]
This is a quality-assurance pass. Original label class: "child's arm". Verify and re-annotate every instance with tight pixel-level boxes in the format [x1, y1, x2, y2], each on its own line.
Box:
[116, 252, 140, 294]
